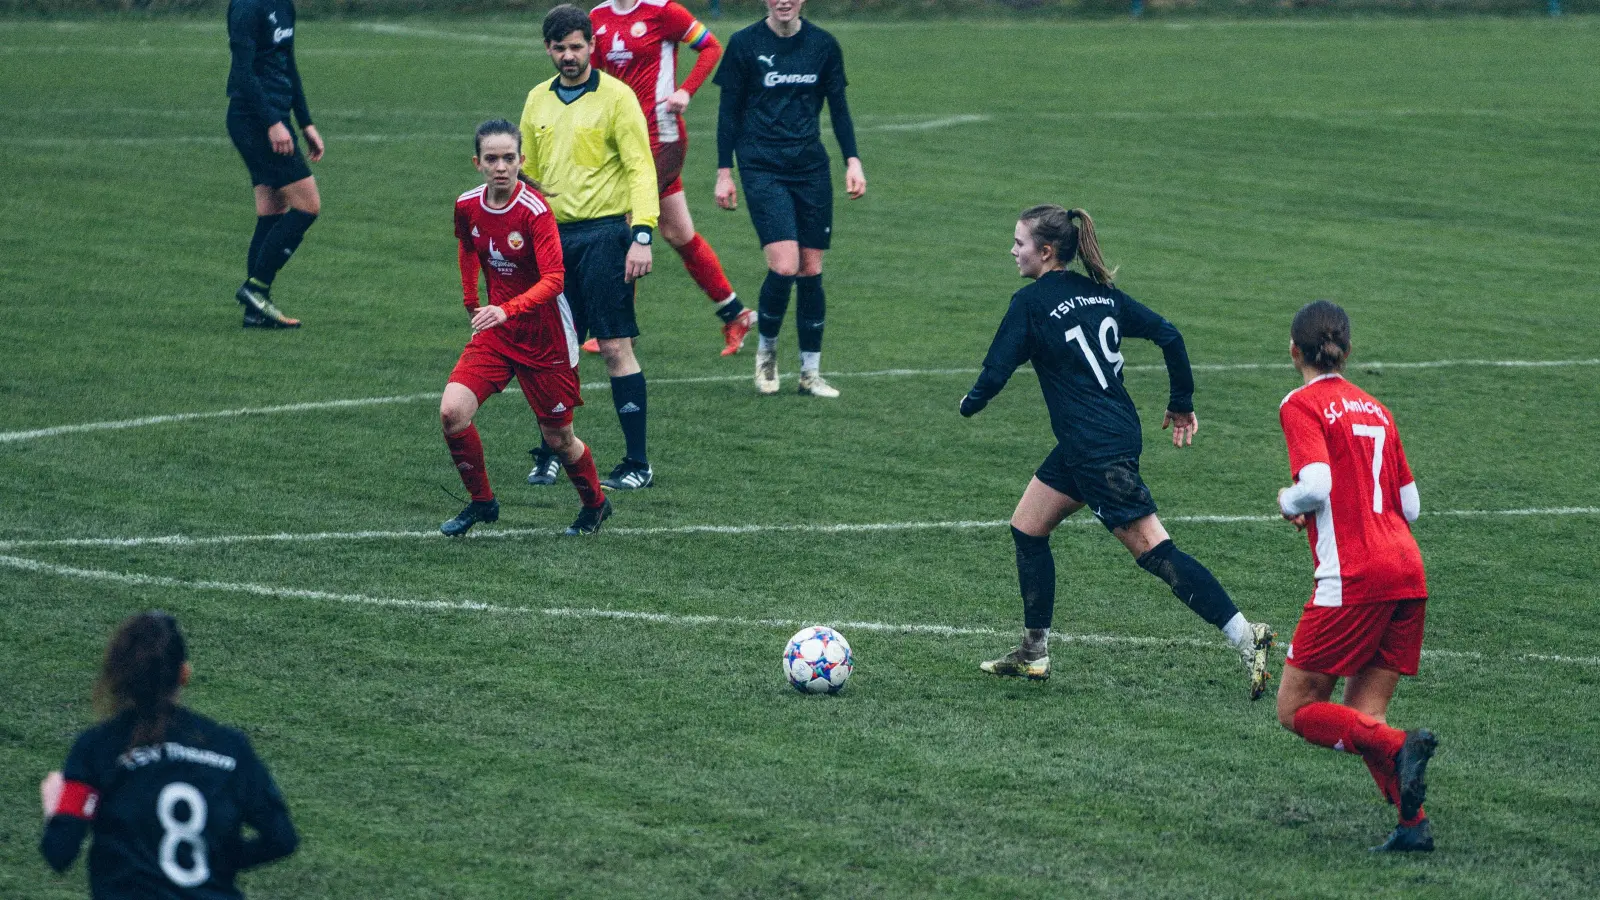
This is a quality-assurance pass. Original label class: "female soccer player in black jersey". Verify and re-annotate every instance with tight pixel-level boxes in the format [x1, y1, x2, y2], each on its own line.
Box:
[39, 612, 298, 896]
[960, 205, 1276, 696]
[714, 0, 865, 398]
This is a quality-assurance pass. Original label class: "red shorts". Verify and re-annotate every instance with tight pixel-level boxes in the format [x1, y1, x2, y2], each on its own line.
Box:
[1286, 598, 1427, 678]
[654, 140, 686, 198]
[448, 345, 581, 427]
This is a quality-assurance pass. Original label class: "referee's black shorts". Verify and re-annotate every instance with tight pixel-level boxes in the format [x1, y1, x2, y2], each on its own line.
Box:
[559, 215, 638, 341]
[1035, 450, 1159, 533]
[740, 164, 832, 250]
[226, 106, 312, 189]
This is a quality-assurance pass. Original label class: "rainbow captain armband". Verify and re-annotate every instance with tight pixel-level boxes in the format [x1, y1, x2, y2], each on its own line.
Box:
[55, 780, 100, 820]
[683, 20, 711, 49]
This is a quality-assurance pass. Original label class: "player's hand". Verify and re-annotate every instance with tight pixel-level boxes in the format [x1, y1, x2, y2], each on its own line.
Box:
[715, 168, 738, 210]
[267, 122, 294, 156]
[665, 89, 692, 114]
[471, 304, 508, 332]
[1277, 489, 1309, 531]
[625, 243, 653, 282]
[40, 771, 63, 818]
[844, 158, 866, 200]
[1162, 409, 1198, 447]
[302, 124, 325, 162]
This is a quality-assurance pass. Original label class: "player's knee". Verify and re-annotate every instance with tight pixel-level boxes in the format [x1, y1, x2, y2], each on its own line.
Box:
[661, 219, 694, 248]
[768, 260, 799, 278]
[1276, 695, 1303, 731]
[541, 424, 576, 454]
[440, 403, 472, 435]
[797, 259, 823, 278]
[598, 339, 637, 370]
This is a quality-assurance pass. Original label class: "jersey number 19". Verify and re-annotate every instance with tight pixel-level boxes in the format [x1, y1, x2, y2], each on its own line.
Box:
[1065, 317, 1124, 390]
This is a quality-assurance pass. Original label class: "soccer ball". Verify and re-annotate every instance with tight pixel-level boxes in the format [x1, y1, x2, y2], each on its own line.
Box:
[783, 626, 853, 694]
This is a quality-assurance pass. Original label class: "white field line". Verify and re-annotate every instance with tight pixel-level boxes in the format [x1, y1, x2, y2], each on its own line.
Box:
[3, 358, 1595, 445]
[1, 508, 1594, 553]
[2, 553, 1593, 667]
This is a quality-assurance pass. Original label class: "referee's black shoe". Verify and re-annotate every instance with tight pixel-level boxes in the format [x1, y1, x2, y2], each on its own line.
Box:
[564, 499, 613, 536]
[440, 499, 499, 536]
[236, 279, 301, 328]
[601, 458, 654, 490]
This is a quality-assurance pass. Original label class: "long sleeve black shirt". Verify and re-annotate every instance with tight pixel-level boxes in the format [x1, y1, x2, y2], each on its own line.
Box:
[226, 0, 311, 129]
[714, 18, 858, 173]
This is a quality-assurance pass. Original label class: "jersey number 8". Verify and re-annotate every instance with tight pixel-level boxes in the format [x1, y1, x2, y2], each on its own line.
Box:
[157, 781, 210, 888]
[1065, 317, 1125, 390]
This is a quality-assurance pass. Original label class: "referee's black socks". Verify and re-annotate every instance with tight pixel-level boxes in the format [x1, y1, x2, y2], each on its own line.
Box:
[610, 372, 648, 465]
[1136, 539, 1241, 630]
[757, 271, 795, 341]
[249, 208, 318, 288]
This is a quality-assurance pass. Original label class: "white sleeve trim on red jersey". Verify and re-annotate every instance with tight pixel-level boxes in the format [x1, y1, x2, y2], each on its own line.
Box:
[1400, 481, 1420, 523]
[1279, 462, 1332, 516]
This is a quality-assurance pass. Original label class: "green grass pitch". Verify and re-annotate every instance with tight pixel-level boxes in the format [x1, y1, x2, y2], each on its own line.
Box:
[2, 13, 1598, 898]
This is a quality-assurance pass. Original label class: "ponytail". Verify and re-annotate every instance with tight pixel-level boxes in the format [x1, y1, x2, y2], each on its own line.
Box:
[93, 611, 188, 748]
[1290, 300, 1352, 373]
[1018, 204, 1119, 285]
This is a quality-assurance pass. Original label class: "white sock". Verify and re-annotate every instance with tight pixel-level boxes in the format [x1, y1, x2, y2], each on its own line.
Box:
[800, 351, 821, 374]
[759, 335, 777, 354]
[714, 295, 737, 310]
[1222, 613, 1253, 648]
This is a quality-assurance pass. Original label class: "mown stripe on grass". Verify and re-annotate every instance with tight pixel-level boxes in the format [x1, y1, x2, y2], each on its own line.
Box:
[3, 553, 1594, 667]
[3, 359, 1595, 444]
[0, 507, 1594, 552]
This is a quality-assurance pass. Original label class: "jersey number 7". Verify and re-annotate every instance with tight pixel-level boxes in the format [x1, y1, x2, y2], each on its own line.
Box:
[1352, 423, 1387, 514]
[1065, 318, 1125, 390]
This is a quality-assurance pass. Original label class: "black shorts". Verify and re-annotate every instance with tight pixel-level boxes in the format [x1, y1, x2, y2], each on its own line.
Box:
[740, 165, 832, 250]
[226, 107, 312, 189]
[559, 216, 637, 341]
[1035, 450, 1158, 532]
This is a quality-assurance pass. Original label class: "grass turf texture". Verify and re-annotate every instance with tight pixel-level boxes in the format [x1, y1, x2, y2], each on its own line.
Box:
[2, 14, 1599, 898]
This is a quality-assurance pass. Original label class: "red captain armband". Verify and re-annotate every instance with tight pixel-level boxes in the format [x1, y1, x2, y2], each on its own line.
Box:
[55, 780, 100, 820]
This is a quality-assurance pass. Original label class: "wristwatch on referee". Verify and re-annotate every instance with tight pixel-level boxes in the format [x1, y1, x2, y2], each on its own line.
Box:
[632, 225, 653, 246]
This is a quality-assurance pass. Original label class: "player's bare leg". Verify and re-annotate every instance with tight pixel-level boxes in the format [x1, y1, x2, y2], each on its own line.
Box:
[539, 421, 611, 535]
[597, 339, 653, 489]
[981, 478, 1083, 680]
[1116, 513, 1274, 697]
[661, 191, 752, 355]
[239, 177, 320, 328]
[438, 383, 499, 536]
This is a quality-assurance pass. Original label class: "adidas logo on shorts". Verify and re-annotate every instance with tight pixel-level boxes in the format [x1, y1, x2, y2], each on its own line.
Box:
[551, 403, 567, 413]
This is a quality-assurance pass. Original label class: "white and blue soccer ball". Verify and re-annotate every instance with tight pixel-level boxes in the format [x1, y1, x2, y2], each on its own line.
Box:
[784, 626, 853, 694]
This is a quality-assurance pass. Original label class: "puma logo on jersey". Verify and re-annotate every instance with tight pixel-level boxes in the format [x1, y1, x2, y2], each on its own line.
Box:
[757, 54, 775, 67]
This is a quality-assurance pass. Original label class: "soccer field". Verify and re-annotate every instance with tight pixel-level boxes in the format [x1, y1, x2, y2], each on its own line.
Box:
[3, 12, 1599, 897]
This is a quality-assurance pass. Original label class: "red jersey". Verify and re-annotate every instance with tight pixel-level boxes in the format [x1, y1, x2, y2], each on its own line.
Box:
[454, 181, 575, 371]
[1279, 374, 1427, 608]
[590, 0, 719, 148]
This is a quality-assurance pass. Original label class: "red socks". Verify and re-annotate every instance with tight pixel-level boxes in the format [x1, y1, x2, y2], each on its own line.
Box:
[1293, 702, 1424, 825]
[445, 425, 493, 502]
[567, 445, 605, 509]
[675, 234, 733, 303]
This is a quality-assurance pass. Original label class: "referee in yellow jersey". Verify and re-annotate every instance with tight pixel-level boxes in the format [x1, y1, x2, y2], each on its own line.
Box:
[522, 4, 661, 491]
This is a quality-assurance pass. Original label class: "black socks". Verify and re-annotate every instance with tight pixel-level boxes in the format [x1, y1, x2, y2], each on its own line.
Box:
[248, 213, 284, 274]
[757, 271, 795, 340]
[1136, 539, 1241, 630]
[610, 372, 648, 464]
[715, 297, 746, 324]
[1013, 526, 1056, 630]
[248, 208, 318, 287]
[796, 274, 824, 353]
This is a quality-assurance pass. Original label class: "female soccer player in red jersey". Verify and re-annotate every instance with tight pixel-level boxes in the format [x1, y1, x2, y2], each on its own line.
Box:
[1275, 300, 1439, 852]
[40, 612, 298, 897]
[590, 0, 757, 356]
[440, 120, 611, 537]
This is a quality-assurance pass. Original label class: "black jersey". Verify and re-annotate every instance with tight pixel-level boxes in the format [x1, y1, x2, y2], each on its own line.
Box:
[963, 270, 1195, 466]
[40, 707, 297, 900]
[225, 0, 311, 129]
[713, 19, 858, 173]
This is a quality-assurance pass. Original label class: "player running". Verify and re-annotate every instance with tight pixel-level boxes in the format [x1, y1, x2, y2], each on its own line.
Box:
[961, 205, 1275, 696]
[1274, 300, 1439, 852]
[522, 5, 661, 492]
[39, 612, 299, 896]
[440, 120, 611, 538]
[590, 0, 757, 357]
[226, 0, 323, 328]
[714, 0, 866, 398]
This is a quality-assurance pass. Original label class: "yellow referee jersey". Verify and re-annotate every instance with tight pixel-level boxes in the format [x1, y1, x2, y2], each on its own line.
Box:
[519, 69, 659, 229]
